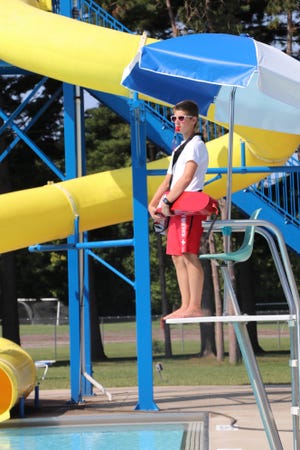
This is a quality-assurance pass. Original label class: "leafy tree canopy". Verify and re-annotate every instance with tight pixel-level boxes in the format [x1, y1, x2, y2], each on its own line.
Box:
[95, 0, 300, 56]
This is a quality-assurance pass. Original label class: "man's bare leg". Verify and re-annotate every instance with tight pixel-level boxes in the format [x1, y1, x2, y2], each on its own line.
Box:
[163, 255, 190, 319]
[181, 253, 204, 317]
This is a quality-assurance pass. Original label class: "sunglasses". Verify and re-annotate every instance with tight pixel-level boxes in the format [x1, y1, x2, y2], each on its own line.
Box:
[170, 115, 193, 123]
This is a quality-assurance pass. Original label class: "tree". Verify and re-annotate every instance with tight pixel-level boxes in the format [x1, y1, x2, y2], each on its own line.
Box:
[176, 0, 247, 34]
[85, 106, 132, 173]
[84, 106, 137, 319]
[98, 0, 300, 57]
[265, 0, 300, 56]
[0, 75, 59, 340]
[89, 259, 107, 361]
[165, 0, 179, 37]
[0, 161, 20, 344]
[96, 0, 182, 38]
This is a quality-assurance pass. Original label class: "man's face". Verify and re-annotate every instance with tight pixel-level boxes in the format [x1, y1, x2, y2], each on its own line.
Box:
[172, 109, 196, 135]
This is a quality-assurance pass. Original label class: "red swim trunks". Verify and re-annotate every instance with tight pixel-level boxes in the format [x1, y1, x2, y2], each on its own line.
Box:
[166, 215, 206, 256]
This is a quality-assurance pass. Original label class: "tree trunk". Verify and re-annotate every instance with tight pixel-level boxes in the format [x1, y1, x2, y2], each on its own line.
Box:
[0, 161, 20, 344]
[286, 9, 293, 56]
[209, 231, 224, 361]
[219, 199, 240, 364]
[1, 252, 20, 344]
[199, 233, 216, 357]
[165, 0, 179, 37]
[89, 260, 107, 361]
[227, 262, 241, 364]
[236, 258, 265, 354]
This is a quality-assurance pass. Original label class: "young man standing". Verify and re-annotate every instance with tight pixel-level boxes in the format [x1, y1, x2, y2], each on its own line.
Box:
[148, 100, 209, 319]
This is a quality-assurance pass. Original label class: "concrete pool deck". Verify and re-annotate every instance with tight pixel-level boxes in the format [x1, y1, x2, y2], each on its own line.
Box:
[18, 384, 293, 450]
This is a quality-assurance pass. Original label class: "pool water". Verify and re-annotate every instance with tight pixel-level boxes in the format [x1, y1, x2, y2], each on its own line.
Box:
[0, 422, 186, 450]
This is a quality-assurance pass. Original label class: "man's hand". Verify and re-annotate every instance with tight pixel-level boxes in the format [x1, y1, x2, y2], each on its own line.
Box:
[148, 205, 162, 220]
[161, 202, 172, 216]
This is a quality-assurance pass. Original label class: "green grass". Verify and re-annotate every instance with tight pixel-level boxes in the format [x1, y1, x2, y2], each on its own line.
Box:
[19, 324, 69, 335]
[32, 349, 291, 390]
[15, 321, 292, 390]
[91, 352, 291, 388]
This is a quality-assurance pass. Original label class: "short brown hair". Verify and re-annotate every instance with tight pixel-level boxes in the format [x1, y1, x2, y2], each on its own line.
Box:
[174, 100, 199, 117]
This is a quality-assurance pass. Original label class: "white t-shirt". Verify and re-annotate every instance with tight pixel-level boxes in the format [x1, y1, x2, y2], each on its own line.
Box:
[167, 134, 209, 191]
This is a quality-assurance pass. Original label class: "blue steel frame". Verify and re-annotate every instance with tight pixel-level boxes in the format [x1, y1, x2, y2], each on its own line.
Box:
[52, 83, 158, 409]
[59, 0, 157, 407]
[129, 97, 158, 410]
[63, 81, 91, 401]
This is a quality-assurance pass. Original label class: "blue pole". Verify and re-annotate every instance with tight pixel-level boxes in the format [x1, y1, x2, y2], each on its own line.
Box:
[61, 0, 93, 401]
[74, 84, 92, 397]
[82, 232, 93, 396]
[61, 0, 82, 404]
[129, 97, 158, 411]
[63, 82, 82, 403]
[59, 0, 72, 17]
[240, 140, 246, 168]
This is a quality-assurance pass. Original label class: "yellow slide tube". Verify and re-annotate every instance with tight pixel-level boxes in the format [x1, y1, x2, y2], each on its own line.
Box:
[0, 0, 156, 98]
[0, 133, 288, 254]
[0, 338, 36, 422]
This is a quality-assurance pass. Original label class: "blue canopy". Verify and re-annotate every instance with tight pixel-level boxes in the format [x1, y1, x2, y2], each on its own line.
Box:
[122, 33, 300, 134]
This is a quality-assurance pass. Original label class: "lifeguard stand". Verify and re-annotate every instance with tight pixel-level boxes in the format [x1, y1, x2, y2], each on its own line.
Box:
[167, 213, 300, 450]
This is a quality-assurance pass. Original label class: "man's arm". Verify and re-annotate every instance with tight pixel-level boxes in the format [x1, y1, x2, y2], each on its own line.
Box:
[148, 174, 172, 219]
[161, 161, 197, 216]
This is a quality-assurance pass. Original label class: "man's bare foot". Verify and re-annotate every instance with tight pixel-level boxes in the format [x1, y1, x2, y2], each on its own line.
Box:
[182, 309, 203, 318]
[163, 307, 187, 320]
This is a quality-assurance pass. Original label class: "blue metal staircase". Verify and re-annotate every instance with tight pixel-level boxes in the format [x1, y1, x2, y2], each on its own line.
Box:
[232, 154, 300, 253]
[233, 188, 300, 254]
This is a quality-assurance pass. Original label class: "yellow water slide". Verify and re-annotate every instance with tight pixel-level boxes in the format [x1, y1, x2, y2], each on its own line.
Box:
[0, 0, 298, 256]
[0, 337, 36, 422]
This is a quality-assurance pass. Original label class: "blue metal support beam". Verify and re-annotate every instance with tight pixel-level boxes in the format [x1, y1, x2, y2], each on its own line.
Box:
[0, 87, 65, 178]
[0, 106, 64, 179]
[63, 85, 93, 400]
[0, 76, 47, 135]
[63, 82, 82, 403]
[61, 0, 93, 402]
[82, 232, 93, 396]
[129, 97, 158, 411]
